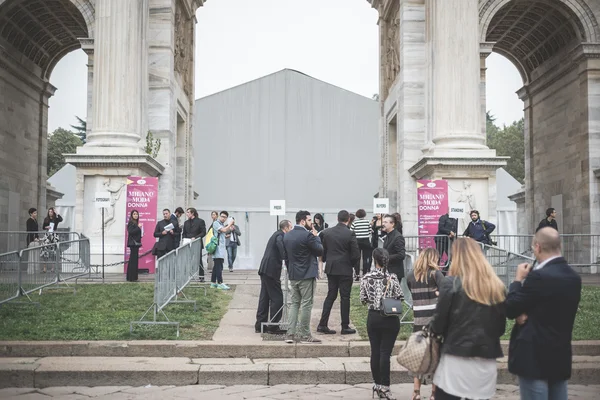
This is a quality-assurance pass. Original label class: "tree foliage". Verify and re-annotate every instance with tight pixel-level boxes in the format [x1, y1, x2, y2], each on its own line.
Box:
[47, 128, 82, 176]
[486, 111, 525, 183]
[70, 116, 87, 144]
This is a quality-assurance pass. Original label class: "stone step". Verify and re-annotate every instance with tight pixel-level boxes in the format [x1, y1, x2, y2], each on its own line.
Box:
[2, 356, 599, 388]
[2, 340, 600, 358]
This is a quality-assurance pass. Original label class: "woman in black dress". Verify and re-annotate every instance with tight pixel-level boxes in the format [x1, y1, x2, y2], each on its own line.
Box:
[126, 210, 142, 282]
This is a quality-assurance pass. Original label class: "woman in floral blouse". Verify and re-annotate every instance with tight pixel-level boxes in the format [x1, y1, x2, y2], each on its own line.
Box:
[360, 247, 403, 400]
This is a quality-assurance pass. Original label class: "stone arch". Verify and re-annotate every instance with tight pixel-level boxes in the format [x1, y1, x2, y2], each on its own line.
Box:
[480, 0, 599, 44]
[0, 0, 93, 79]
[479, 0, 599, 83]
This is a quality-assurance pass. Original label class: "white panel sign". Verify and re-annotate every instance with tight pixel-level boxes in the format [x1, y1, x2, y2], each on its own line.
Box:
[270, 200, 286, 216]
[94, 192, 111, 209]
[373, 198, 389, 214]
[449, 202, 466, 219]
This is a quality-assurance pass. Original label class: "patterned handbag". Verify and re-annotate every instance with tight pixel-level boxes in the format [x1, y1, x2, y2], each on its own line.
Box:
[396, 326, 442, 375]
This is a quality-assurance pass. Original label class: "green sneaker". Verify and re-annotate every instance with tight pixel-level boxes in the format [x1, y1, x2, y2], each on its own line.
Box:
[210, 283, 218, 288]
[217, 283, 230, 290]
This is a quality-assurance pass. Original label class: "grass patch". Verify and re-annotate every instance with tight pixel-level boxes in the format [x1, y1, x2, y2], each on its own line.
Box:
[0, 283, 233, 340]
[351, 286, 600, 341]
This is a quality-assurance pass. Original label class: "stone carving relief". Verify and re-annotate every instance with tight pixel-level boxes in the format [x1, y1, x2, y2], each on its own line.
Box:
[174, 2, 194, 98]
[384, 16, 400, 99]
[97, 178, 125, 234]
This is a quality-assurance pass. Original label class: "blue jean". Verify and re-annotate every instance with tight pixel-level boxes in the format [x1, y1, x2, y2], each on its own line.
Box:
[519, 377, 568, 400]
[227, 245, 237, 269]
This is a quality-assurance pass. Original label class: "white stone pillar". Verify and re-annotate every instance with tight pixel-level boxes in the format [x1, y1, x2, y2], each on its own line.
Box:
[83, 0, 145, 152]
[428, 0, 488, 152]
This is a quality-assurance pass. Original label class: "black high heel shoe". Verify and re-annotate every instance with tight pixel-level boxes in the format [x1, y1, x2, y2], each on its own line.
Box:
[372, 384, 380, 398]
[378, 386, 396, 400]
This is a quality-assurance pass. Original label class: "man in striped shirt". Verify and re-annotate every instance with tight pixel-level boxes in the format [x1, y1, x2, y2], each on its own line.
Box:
[351, 209, 373, 281]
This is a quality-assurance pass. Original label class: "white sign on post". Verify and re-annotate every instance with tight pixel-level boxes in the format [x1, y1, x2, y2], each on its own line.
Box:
[270, 200, 286, 216]
[373, 198, 389, 215]
[94, 192, 111, 209]
[449, 202, 466, 219]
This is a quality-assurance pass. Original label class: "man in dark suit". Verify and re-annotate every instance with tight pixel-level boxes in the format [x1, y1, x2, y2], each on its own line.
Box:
[435, 210, 457, 264]
[283, 210, 324, 344]
[505, 227, 581, 400]
[381, 214, 406, 281]
[182, 208, 206, 280]
[153, 209, 179, 258]
[317, 210, 360, 335]
[255, 219, 292, 334]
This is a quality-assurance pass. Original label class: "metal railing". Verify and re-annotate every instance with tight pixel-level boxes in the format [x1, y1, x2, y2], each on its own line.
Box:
[480, 243, 536, 286]
[0, 230, 80, 254]
[130, 237, 206, 337]
[490, 234, 600, 268]
[0, 236, 90, 306]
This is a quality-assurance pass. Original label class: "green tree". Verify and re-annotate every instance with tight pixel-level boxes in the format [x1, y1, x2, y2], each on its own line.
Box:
[486, 112, 525, 183]
[70, 116, 87, 144]
[47, 128, 82, 176]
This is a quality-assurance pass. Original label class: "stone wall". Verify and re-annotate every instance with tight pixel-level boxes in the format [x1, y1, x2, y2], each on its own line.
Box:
[0, 43, 51, 234]
[528, 67, 590, 234]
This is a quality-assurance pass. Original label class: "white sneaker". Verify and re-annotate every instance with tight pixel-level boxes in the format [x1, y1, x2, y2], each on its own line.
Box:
[217, 283, 230, 290]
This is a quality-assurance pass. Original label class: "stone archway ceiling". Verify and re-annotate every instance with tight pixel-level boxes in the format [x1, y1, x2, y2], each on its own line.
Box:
[486, 0, 586, 76]
[0, 0, 88, 75]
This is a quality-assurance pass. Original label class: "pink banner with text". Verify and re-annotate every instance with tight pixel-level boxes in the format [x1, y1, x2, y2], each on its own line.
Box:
[417, 180, 448, 250]
[124, 177, 159, 274]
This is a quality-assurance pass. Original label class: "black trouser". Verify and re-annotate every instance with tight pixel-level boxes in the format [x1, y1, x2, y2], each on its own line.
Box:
[199, 252, 204, 277]
[367, 310, 400, 387]
[435, 386, 477, 400]
[126, 247, 139, 282]
[211, 258, 224, 283]
[319, 274, 353, 328]
[435, 237, 449, 262]
[255, 274, 284, 331]
[357, 238, 373, 275]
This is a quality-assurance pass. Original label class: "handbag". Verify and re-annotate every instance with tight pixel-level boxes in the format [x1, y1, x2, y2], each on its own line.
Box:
[396, 326, 442, 375]
[380, 278, 403, 317]
[205, 234, 219, 254]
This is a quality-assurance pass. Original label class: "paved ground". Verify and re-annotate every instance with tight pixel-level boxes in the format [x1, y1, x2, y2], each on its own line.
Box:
[1, 384, 599, 399]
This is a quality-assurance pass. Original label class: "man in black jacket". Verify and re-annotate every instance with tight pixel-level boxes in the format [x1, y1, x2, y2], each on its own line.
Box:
[317, 210, 360, 335]
[182, 208, 206, 279]
[536, 207, 558, 232]
[505, 228, 581, 400]
[153, 209, 179, 258]
[435, 211, 457, 263]
[283, 210, 323, 344]
[381, 214, 406, 281]
[255, 219, 292, 334]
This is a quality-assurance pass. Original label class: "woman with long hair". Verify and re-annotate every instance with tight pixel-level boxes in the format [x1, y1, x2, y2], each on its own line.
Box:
[313, 213, 328, 233]
[40, 207, 63, 273]
[360, 248, 403, 400]
[407, 248, 445, 400]
[42, 207, 63, 232]
[430, 238, 507, 400]
[126, 210, 142, 282]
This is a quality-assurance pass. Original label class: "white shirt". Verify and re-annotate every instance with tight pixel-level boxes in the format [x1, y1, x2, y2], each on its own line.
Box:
[434, 354, 498, 399]
[533, 255, 561, 270]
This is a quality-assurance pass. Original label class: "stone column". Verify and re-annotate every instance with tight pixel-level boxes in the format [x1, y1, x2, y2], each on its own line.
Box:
[83, 0, 145, 152]
[428, 0, 489, 153]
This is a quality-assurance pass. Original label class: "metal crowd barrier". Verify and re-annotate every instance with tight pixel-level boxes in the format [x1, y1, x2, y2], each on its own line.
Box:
[130, 237, 204, 337]
[480, 244, 535, 286]
[0, 230, 80, 255]
[0, 236, 90, 306]
[490, 234, 600, 268]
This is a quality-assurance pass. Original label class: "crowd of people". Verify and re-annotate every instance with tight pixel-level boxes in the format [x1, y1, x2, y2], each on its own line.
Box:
[252, 209, 581, 400]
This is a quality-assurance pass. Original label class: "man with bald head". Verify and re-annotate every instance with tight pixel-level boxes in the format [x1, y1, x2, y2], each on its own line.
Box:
[505, 227, 581, 400]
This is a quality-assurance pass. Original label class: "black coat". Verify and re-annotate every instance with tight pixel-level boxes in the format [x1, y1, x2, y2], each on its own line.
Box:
[127, 222, 142, 248]
[283, 226, 323, 281]
[382, 228, 405, 279]
[536, 218, 558, 232]
[431, 276, 506, 359]
[505, 257, 581, 381]
[43, 214, 63, 231]
[321, 223, 360, 276]
[170, 214, 182, 248]
[258, 229, 286, 280]
[436, 214, 457, 236]
[26, 218, 39, 245]
[153, 218, 179, 252]
[182, 217, 206, 248]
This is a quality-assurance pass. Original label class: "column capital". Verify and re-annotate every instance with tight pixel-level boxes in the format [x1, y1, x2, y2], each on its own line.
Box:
[480, 42, 495, 58]
[79, 37, 94, 55]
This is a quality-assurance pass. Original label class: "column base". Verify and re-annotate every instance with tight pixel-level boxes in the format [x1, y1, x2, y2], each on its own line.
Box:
[64, 154, 164, 273]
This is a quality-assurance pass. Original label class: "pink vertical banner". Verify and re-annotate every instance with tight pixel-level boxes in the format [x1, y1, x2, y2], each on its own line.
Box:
[124, 177, 159, 274]
[417, 180, 448, 249]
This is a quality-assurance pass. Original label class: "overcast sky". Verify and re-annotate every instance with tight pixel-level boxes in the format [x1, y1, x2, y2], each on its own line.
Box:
[48, 0, 524, 133]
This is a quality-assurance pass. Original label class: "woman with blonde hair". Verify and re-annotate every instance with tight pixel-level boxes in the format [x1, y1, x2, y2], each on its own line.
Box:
[407, 248, 445, 400]
[430, 238, 506, 400]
